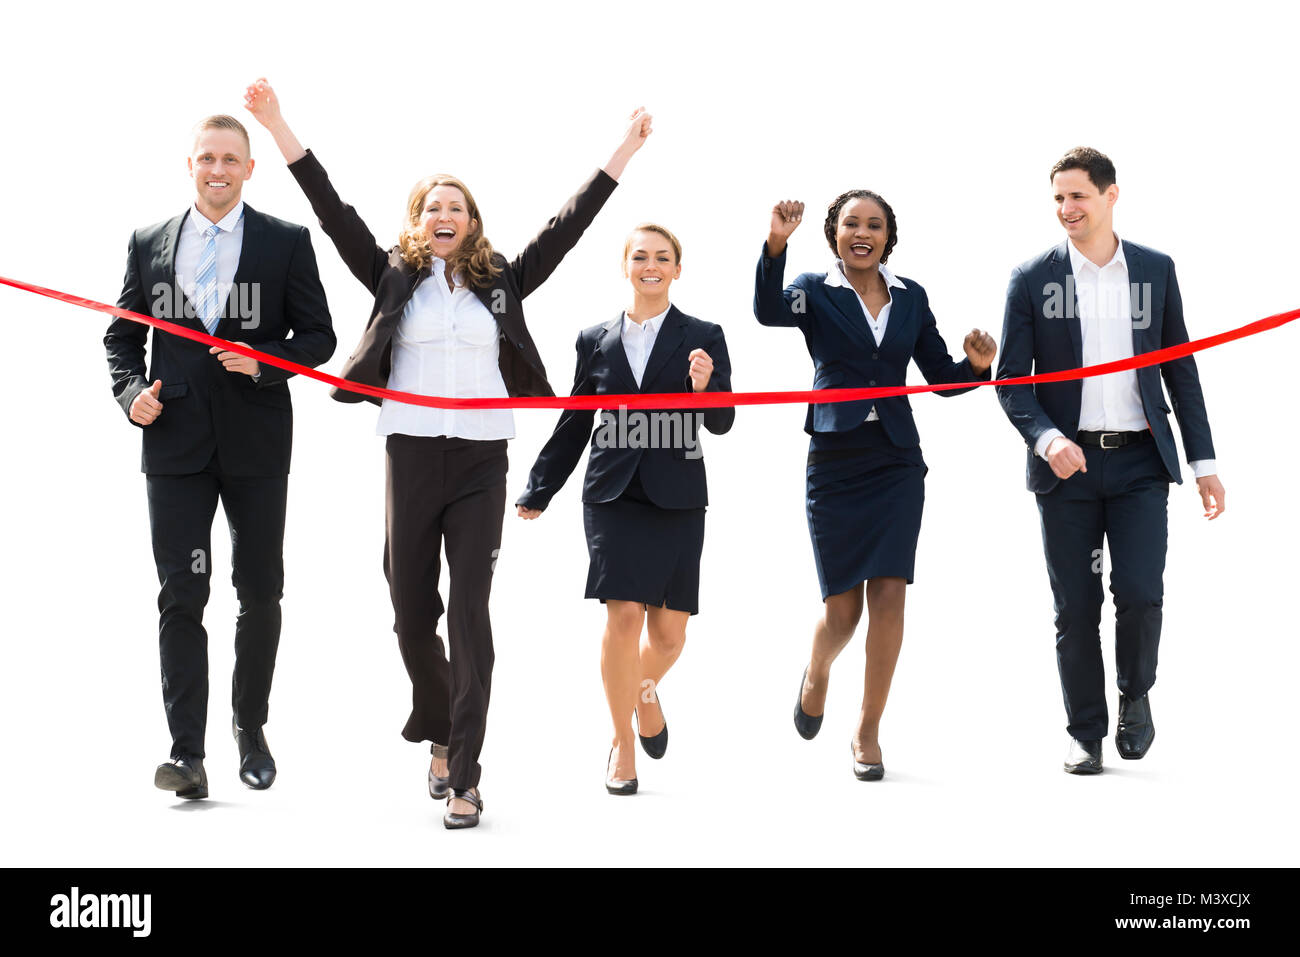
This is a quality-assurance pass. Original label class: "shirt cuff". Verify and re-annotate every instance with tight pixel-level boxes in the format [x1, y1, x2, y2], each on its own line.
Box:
[1035, 428, 1065, 461]
[1190, 459, 1217, 478]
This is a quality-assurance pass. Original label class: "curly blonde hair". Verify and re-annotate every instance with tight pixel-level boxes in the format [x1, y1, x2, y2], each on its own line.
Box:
[398, 174, 502, 288]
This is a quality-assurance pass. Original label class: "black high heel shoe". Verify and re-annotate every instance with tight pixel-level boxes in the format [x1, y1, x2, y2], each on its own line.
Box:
[851, 742, 885, 781]
[444, 787, 483, 829]
[793, 667, 823, 740]
[636, 691, 668, 760]
[428, 742, 450, 800]
[605, 747, 638, 795]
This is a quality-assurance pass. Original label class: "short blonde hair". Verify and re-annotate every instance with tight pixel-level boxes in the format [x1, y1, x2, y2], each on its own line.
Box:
[191, 114, 251, 156]
[623, 222, 682, 264]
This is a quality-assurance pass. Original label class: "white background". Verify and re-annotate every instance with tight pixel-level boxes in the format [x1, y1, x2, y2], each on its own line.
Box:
[1, 0, 1295, 867]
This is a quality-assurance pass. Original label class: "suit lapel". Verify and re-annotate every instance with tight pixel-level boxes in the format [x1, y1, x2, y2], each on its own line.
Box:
[639, 305, 687, 391]
[1123, 240, 1148, 355]
[877, 282, 912, 352]
[214, 205, 261, 338]
[599, 315, 640, 393]
[1052, 242, 1083, 367]
[823, 283, 879, 351]
[155, 211, 204, 331]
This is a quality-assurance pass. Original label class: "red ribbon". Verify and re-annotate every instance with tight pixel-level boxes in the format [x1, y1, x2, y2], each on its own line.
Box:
[3, 273, 1295, 409]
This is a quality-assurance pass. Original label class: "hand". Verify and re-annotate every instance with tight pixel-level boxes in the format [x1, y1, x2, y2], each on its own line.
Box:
[619, 107, 653, 155]
[1196, 474, 1226, 520]
[210, 343, 260, 377]
[516, 505, 542, 520]
[688, 348, 714, 393]
[242, 77, 282, 129]
[1046, 435, 1087, 480]
[963, 328, 997, 374]
[767, 200, 805, 256]
[130, 380, 164, 426]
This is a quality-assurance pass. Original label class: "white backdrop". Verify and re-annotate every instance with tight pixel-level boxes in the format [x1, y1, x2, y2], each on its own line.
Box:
[1, 0, 1295, 867]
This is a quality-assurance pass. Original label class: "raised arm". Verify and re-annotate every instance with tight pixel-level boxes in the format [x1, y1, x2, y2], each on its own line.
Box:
[515, 334, 599, 514]
[509, 109, 651, 299]
[754, 201, 810, 330]
[244, 78, 387, 294]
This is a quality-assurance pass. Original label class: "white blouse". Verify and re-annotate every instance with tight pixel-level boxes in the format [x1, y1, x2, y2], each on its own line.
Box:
[376, 257, 515, 440]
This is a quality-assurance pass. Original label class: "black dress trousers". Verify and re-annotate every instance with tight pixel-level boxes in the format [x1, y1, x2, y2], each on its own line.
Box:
[384, 433, 507, 792]
[146, 454, 288, 760]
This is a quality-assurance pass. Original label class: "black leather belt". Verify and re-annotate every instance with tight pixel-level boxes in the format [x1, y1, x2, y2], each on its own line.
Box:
[1076, 430, 1150, 449]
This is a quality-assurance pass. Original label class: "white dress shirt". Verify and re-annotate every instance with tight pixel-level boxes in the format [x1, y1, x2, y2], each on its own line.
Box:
[175, 201, 245, 316]
[621, 306, 670, 387]
[377, 258, 515, 440]
[1035, 235, 1215, 477]
[823, 260, 907, 422]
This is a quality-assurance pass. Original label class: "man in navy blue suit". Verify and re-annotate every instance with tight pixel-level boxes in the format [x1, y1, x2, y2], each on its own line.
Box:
[996, 147, 1226, 774]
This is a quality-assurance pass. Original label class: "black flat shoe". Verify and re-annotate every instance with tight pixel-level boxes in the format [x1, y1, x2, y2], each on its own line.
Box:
[155, 756, 208, 800]
[851, 742, 884, 781]
[444, 787, 483, 829]
[232, 718, 276, 790]
[429, 742, 450, 800]
[1064, 737, 1103, 774]
[636, 691, 668, 760]
[1116, 693, 1155, 760]
[605, 747, 638, 796]
[793, 667, 823, 740]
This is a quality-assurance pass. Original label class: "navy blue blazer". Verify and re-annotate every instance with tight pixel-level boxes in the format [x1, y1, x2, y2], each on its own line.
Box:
[517, 305, 733, 511]
[753, 244, 988, 447]
[995, 240, 1215, 494]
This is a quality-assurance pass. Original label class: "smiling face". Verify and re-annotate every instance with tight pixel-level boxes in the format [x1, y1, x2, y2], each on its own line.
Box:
[188, 128, 253, 222]
[835, 197, 889, 272]
[419, 184, 475, 259]
[1052, 168, 1118, 246]
[623, 228, 681, 297]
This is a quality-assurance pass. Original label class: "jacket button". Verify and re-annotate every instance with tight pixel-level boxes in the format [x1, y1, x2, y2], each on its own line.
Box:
[872, 352, 879, 360]
[516, 341, 525, 349]
[868, 380, 877, 387]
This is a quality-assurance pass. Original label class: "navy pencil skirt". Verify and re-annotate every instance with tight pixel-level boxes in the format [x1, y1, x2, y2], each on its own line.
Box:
[582, 469, 706, 615]
[805, 421, 927, 599]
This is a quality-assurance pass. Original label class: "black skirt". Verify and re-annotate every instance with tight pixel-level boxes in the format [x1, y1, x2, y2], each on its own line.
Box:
[805, 421, 927, 598]
[582, 468, 706, 615]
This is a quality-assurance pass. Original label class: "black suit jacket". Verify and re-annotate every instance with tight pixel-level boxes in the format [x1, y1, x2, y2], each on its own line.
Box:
[104, 204, 336, 476]
[286, 150, 618, 404]
[996, 240, 1215, 493]
[517, 306, 733, 511]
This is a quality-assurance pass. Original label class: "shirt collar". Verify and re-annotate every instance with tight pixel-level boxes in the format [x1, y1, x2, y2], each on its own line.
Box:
[1067, 233, 1126, 273]
[623, 305, 671, 335]
[824, 260, 906, 291]
[190, 201, 245, 235]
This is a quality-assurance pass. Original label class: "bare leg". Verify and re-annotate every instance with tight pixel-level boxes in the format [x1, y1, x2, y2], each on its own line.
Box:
[602, 600, 646, 781]
[637, 605, 689, 735]
[801, 584, 865, 717]
[854, 577, 907, 764]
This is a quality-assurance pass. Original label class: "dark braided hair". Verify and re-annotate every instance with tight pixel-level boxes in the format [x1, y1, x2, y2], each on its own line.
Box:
[823, 189, 898, 264]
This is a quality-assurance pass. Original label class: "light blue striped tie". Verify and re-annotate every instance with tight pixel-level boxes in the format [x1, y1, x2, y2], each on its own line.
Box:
[194, 223, 221, 334]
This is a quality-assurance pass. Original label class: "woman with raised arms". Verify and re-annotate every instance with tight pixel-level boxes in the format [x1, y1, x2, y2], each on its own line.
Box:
[244, 78, 650, 828]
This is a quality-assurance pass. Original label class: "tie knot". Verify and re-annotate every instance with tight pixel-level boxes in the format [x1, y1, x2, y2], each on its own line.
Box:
[204, 224, 220, 240]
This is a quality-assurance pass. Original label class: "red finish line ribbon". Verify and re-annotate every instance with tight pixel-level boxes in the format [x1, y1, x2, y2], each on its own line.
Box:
[3, 273, 1296, 410]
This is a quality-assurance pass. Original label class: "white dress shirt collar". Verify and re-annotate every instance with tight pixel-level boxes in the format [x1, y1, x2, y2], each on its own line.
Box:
[824, 259, 906, 291]
[622, 304, 671, 336]
[189, 201, 245, 236]
[1067, 233, 1126, 274]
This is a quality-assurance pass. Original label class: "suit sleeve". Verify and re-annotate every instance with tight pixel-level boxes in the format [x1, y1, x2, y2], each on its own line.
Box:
[516, 334, 598, 511]
[104, 231, 151, 425]
[753, 242, 809, 331]
[910, 285, 989, 396]
[679, 323, 734, 435]
[509, 169, 619, 300]
[249, 227, 338, 387]
[287, 149, 388, 294]
[1157, 258, 1215, 462]
[996, 265, 1060, 450]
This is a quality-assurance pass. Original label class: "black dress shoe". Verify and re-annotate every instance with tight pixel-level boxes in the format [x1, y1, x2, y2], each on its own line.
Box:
[444, 788, 483, 829]
[793, 667, 823, 740]
[605, 747, 638, 795]
[1116, 693, 1155, 759]
[232, 718, 276, 790]
[1064, 737, 1103, 774]
[851, 742, 885, 781]
[636, 692, 668, 760]
[155, 756, 208, 800]
[429, 742, 450, 800]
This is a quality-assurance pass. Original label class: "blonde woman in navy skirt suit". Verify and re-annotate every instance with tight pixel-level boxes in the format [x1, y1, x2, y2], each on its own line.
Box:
[518, 224, 733, 794]
[754, 192, 997, 780]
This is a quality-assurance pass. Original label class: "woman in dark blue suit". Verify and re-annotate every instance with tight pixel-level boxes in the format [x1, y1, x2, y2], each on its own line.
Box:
[754, 192, 997, 780]
[517, 224, 732, 794]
